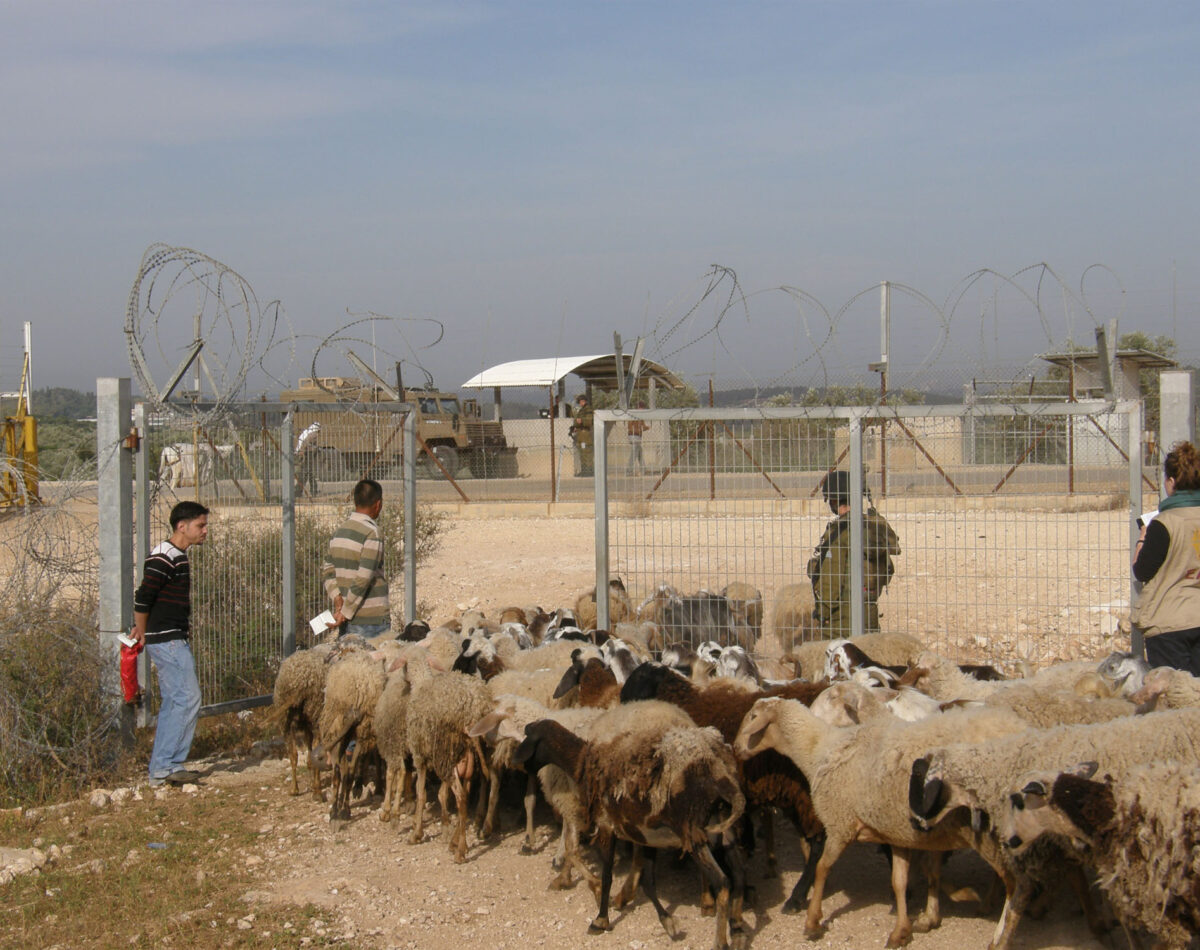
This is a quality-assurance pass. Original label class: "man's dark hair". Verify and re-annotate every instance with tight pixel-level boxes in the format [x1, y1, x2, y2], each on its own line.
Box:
[170, 500, 210, 529]
[353, 478, 383, 509]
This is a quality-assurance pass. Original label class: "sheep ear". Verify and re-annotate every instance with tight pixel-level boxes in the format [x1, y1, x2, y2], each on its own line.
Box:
[552, 664, 581, 699]
[909, 756, 945, 821]
[467, 710, 507, 739]
[1066, 761, 1099, 780]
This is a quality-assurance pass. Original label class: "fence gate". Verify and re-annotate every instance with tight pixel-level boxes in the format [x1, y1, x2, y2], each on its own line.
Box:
[594, 400, 1146, 668]
[122, 398, 416, 720]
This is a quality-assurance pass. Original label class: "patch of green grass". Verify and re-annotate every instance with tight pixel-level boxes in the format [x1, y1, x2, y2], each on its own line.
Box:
[0, 783, 367, 949]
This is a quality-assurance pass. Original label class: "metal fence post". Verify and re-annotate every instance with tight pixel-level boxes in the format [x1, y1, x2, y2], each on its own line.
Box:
[282, 412, 296, 657]
[595, 415, 611, 631]
[96, 378, 133, 725]
[404, 409, 417, 625]
[848, 413, 865, 637]
[1128, 400, 1146, 660]
[132, 401, 150, 729]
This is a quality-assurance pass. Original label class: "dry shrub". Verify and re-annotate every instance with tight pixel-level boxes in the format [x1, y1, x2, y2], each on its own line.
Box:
[0, 605, 129, 807]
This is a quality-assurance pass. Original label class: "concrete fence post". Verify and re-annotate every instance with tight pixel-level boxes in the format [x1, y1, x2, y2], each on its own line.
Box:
[1160, 369, 1196, 461]
[97, 378, 133, 737]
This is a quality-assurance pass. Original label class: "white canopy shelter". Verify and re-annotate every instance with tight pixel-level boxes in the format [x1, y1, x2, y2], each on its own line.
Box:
[460, 354, 685, 392]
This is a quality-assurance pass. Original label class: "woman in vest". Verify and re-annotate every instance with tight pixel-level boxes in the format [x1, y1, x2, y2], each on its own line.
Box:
[1133, 440, 1200, 675]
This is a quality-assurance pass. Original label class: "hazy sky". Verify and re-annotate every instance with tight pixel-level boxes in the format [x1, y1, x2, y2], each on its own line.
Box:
[1, 1, 1197, 400]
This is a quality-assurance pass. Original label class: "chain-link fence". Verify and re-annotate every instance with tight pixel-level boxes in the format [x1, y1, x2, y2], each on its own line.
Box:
[132, 401, 416, 716]
[596, 401, 1145, 668]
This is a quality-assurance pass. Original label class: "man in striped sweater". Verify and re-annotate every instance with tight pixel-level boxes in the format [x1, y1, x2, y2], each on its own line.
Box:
[133, 500, 209, 787]
[322, 478, 391, 639]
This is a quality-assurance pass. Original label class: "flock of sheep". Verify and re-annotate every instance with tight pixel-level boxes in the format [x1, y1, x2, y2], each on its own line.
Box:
[271, 581, 1200, 950]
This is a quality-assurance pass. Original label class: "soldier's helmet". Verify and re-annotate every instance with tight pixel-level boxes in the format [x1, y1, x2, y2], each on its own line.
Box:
[821, 470, 850, 513]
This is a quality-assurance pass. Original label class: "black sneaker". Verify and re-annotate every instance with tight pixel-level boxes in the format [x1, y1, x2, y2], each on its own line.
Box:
[165, 770, 201, 786]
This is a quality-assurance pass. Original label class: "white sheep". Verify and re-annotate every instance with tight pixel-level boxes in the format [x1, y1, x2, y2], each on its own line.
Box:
[734, 695, 1030, 948]
[318, 644, 396, 822]
[769, 582, 818, 650]
[467, 694, 606, 888]
[1001, 760, 1200, 950]
[404, 666, 495, 862]
[910, 707, 1200, 950]
[1129, 665, 1200, 709]
[271, 640, 338, 801]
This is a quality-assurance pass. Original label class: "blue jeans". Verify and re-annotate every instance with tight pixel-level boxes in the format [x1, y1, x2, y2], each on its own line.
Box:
[145, 638, 202, 780]
[343, 620, 390, 640]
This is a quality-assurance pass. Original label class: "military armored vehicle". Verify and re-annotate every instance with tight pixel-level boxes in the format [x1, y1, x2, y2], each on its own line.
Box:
[281, 376, 517, 479]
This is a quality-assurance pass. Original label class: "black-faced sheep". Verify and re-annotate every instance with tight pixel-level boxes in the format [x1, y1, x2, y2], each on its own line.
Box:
[515, 715, 748, 950]
[791, 631, 925, 681]
[1002, 761, 1200, 950]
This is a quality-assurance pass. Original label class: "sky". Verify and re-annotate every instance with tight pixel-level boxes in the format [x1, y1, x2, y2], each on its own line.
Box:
[1, 0, 1197, 401]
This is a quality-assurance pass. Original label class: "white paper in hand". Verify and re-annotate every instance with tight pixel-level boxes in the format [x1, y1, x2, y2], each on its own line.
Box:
[309, 609, 337, 635]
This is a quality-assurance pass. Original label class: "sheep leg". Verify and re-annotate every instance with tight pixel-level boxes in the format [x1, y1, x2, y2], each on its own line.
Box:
[717, 837, 749, 950]
[286, 731, 301, 795]
[306, 738, 325, 803]
[762, 807, 778, 877]
[437, 780, 452, 824]
[613, 845, 644, 910]
[329, 737, 351, 822]
[692, 841, 732, 950]
[639, 848, 680, 939]
[380, 763, 398, 822]
[588, 833, 617, 934]
[1061, 863, 1110, 939]
[451, 768, 470, 863]
[804, 834, 851, 940]
[402, 763, 415, 812]
[408, 763, 428, 844]
[912, 850, 945, 933]
[782, 830, 826, 914]
[480, 762, 502, 838]
[986, 871, 1028, 950]
[521, 773, 538, 855]
[886, 846, 914, 948]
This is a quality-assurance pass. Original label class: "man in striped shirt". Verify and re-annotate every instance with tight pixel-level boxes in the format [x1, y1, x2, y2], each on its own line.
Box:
[133, 500, 209, 787]
[322, 479, 391, 638]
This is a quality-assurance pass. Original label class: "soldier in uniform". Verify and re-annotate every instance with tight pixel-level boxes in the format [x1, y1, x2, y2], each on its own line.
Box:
[570, 393, 595, 476]
[807, 470, 900, 635]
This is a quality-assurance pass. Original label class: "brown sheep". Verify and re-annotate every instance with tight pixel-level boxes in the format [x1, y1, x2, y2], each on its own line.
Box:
[573, 578, 635, 631]
[619, 661, 830, 912]
[515, 715, 747, 949]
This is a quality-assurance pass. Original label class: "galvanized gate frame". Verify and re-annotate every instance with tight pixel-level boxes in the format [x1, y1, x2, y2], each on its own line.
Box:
[592, 401, 1144, 642]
